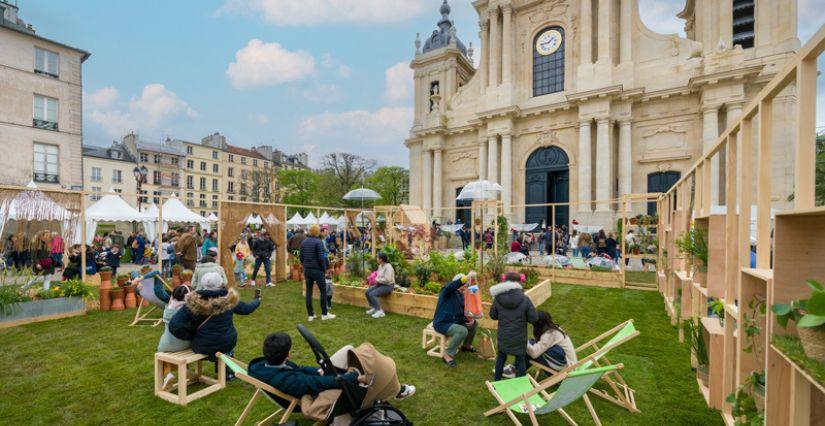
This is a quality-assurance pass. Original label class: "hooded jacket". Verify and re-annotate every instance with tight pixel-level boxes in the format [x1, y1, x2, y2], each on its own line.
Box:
[489, 281, 538, 356]
[432, 277, 467, 335]
[247, 359, 358, 408]
[168, 287, 260, 355]
[192, 260, 229, 290]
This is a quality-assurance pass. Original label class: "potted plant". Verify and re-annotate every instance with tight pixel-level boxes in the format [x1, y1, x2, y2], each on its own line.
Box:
[180, 269, 194, 287]
[98, 266, 113, 290]
[771, 280, 825, 363]
[122, 280, 137, 309]
[685, 318, 710, 383]
[171, 264, 182, 286]
[109, 286, 125, 311]
[629, 242, 641, 255]
[116, 274, 129, 287]
[708, 298, 725, 325]
[290, 250, 303, 281]
[726, 371, 765, 425]
[676, 228, 708, 286]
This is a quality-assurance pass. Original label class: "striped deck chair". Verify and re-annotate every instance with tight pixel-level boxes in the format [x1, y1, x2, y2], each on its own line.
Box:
[570, 257, 588, 270]
[130, 274, 171, 326]
[530, 319, 640, 413]
[485, 364, 623, 426]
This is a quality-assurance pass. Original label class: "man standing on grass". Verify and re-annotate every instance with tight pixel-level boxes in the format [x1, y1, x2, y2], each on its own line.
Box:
[250, 230, 276, 288]
[175, 227, 198, 271]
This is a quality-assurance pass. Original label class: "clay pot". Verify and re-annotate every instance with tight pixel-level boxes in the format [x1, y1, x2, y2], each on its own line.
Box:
[180, 272, 194, 288]
[798, 326, 825, 363]
[99, 271, 113, 290]
[110, 288, 125, 311]
[123, 285, 137, 309]
[99, 288, 112, 311]
[116, 276, 129, 287]
[172, 275, 182, 287]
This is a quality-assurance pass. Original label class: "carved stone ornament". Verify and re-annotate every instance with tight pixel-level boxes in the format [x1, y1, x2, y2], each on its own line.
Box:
[449, 151, 477, 164]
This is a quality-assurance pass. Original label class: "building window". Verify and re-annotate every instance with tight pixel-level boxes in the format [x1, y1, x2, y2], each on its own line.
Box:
[33, 95, 58, 130]
[171, 157, 179, 165]
[241, 157, 247, 165]
[212, 150, 218, 159]
[228, 154, 235, 163]
[228, 181, 235, 193]
[34, 47, 59, 78]
[140, 153, 149, 162]
[91, 187, 101, 201]
[153, 154, 160, 164]
[112, 169, 122, 183]
[241, 170, 248, 180]
[113, 188, 122, 194]
[228, 167, 234, 178]
[153, 191, 161, 205]
[264, 161, 269, 168]
[186, 159, 193, 169]
[187, 192, 193, 199]
[732, 0, 755, 49]
[200, 161, 206, 171]
[171, 172, 180, 187]
[212, 179, 218, 192]
[533, 26, 565, 97]
[33, 143, 59, 183]
[240, 183, 247, 195]
[186, 175, 194, 189]
[228, 195, 234, 201]
[153, 170, 161, 184]
[212, 164, 219, 174]
[186, 145, 193, 155]
[199, 177, 206, 190]
[91, 167, 102, 182]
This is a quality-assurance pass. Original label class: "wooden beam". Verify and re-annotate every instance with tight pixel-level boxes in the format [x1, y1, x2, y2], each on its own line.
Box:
[794, 57, 818, 209]
[756, 100, 772, 269]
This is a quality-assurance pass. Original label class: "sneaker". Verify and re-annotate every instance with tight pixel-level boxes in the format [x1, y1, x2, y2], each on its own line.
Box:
[371, 310, 386, 318]
[365, 308, 376, 315]
[266, 282, 275, 288]
[308, 315, 316, 322]
[502, 364, 517, 379]
[249, 281, 256, 287]
[321, 314, 336, 320]
[442, 357, 457, 368]
[162, 372, 175, 390]
[395, 384, 416, 401]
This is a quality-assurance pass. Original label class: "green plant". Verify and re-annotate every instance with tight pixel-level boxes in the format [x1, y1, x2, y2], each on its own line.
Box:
[0, 285, 28, 315]
[428, 251, 467, 283]
[485, 254, 507, 283]
[709, 298, 725, 318]
[412, 259, 433, 287]
[99, 266, 112, 272]
[675, 227, 708, 266]
[55, 280, 97, 300]
[496, 215, 509, 253]
[772, 279, 825, 329]
[423, 281, 441, 295]
[518, 268, 540, 288]
[684, 318, 709, 367]
[725, 371, 765, 425]
[743, 296, 766, 363]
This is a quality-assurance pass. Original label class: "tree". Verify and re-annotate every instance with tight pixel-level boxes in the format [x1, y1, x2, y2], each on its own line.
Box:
[322, 152, 376, 195]
[275, 169, 317, 208]
[366, 166, 409, 205]
[250, 165, 276, 203]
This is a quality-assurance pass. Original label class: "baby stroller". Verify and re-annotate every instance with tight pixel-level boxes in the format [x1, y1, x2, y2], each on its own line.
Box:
[296, 324, 413, 425]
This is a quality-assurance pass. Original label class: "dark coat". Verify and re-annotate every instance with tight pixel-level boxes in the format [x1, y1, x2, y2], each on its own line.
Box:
[489, 281, 538, 356]
[105, 250, 121, 269]
[299, 237, 327, 271]
[287, 232, 307, 252]
[168, 288, 260, 356]
[432, 277, 467, 335]
[247, 358, 358, 407]
[252, 237, 275, 259]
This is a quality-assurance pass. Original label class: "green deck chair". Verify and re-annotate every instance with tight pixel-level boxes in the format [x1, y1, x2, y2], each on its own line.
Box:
[485, 364, 622, 426]
[530, 319, 640, 413]
[570, 257, 588, 270]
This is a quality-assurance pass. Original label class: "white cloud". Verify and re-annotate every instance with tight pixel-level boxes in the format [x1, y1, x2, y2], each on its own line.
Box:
[84, 84, 198, 139]
[221, 0, 430, 27]
[297, 107, 413, 165]
[252, 113, 270, 124]
[384, 62, 414, 103]
[638, 0, 685, 36]
[226, 39, 315, 89]
[321, 53, 334, 69]
[303, 84, 343, 103]
[338, 64, 352, 78]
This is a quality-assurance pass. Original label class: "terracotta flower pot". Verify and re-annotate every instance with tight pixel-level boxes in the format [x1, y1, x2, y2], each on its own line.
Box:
[110, 288, 125, 311]
[116, 276, 129, 287]
[123, 285, 137, 309]
[180, 273, 193, 288]
[797, 326, 825, 363]
[99, 272, 113, 290]
[172, 275, 181, 287]
[99, 288, 112, 311]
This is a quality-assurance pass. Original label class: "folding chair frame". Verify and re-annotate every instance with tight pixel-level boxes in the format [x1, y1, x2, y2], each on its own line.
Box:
[130, 276, 173, 327]
[530, 319, 640, 413]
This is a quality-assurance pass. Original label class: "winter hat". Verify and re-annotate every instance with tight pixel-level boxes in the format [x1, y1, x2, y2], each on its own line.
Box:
[207, 247, 218, 257]
[200, 272, 224, 291]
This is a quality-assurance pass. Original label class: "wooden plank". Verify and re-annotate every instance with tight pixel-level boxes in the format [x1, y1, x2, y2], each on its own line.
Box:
[794, 57, 818, 209]
[0, 309, 86, 329]
[766, 344, 793, 425]
[756, 100, 772, 269]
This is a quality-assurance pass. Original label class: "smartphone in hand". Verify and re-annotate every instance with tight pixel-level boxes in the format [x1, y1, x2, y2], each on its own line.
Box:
[255, 289, 262, 300]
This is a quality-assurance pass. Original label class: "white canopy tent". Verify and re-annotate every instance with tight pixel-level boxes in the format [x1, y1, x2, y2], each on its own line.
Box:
[84, 192, 154, 244]
[302, 212, 319, 225]
[206, 212, 218, 222]
[0, 181, 77, 243]
[319, 212, 339, 226]
[511, 223, 540, 232]
[140, 204, 160, 242]
[287, 212, 304, 226]
[245, 214, 264, 227]
[140, 196, 210, 234]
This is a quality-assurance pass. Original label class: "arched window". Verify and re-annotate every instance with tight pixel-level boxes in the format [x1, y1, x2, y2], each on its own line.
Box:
[533, 26, 565, 97]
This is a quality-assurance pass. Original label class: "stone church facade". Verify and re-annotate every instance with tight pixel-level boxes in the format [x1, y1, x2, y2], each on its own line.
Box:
[405, 0, 799, 229]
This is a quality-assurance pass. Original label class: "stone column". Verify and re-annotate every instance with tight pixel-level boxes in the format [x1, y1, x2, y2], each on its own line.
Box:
[479, 139, 488, 180]
[597, 0, 612, 63]
[501, 133, 512, 216]
[433, 148, 443, 221]
[620, 0, 632, 63]
[501, 5, 513, 85]
[618, 119, 632, 209]
[422, 149, 432, 214]
[595, 118, 612, 211]
[488, 7, 500, 87]
[580, 0, 592, 64]
[487, 135, 498, 183]
[702, 106, 720, 205]
[578, 120, 593, 212]
[479, 19, 489, 94]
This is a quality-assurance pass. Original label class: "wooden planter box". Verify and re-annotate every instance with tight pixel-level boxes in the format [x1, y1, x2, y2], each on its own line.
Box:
[0, 297, 86, 328]
[310, 279, 552, 330]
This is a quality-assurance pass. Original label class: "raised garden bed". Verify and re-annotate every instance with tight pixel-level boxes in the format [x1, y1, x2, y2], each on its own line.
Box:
[309, 279, 552, 329]
[0, 297, 86, 328]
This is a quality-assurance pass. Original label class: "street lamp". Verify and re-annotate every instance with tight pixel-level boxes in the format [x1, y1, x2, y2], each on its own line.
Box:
[133, 165, 148, 211]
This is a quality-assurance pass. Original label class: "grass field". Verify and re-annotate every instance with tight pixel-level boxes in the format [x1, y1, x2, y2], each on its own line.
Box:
[0, 282, 722, 425]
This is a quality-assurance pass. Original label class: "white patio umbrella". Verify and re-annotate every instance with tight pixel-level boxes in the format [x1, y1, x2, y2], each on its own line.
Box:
[343, 188, 381, 266]
[456, 180, 503, 272]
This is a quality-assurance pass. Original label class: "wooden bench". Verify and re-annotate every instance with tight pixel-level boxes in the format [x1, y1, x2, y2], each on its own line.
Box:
[154, 350, 226, 405]
[422, 322, 446, 358]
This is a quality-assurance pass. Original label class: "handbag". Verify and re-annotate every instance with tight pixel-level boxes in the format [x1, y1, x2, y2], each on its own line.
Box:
[478, 333, 496, 360]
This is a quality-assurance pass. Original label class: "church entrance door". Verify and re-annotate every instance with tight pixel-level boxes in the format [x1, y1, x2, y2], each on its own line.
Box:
[525, 146, 569, 227]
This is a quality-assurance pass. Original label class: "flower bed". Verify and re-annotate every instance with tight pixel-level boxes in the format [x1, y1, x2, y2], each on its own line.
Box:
[0, 297, 86, 328]
[311, 278, 552, 330]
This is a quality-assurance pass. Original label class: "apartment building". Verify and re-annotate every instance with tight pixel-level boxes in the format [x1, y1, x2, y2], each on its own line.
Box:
[253, 145, 309, 171]
[224, 144, 275, 203]
[0, 0, 90, 189]
[171, 134, 224, 217]
[82, 141, 138, 205]
[121, 132, 184, 207]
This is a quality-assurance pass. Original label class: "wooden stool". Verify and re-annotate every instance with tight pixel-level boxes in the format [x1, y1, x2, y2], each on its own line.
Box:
[422, 322, 446, 358]
[154, 350, 226, 405]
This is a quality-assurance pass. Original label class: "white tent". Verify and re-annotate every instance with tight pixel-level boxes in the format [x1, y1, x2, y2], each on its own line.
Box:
[83, 192, 154, 244]
[140, 204, 160, 241]
[320, 212, 339, 226]
[302, 212, 319, 225]
[511, 223, 539, 232]
[245, 214, 264, 226]
[206, 212, 218, 222]
[0, 181, 76, 242]
[161, 196, 209, 226]
[287, 212, 304, 225]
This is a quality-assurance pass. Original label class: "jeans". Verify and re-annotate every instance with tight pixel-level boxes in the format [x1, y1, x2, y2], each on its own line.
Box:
[538, 242, 545, 255]
[494, 352, 527, 381]
[252, 257, 271, 284]
[304, 268, 327, 316]
[572, 248, 580, 258]
[365, 284, 393, 311]
[50, 253, 63, 268]
[445, 322, 478, 357]
[580, 247, 591, 258]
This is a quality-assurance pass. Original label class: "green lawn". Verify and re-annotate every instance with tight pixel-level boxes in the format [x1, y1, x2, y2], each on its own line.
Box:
[0, 283, 721, 425]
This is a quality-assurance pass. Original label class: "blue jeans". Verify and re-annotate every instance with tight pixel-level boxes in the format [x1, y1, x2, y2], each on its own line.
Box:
[304, 268, 327, 316]
[580, 247, 591, 258]
[572, 248, 580, 258]
[365, 284, 393, 311]
[252, 257, 271, 284]
[494, 351, 527, 381]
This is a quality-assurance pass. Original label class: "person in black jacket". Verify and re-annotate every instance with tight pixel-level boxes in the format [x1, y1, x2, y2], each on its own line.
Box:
[489, 271, 539, 381]
[300, 225, 333, 321]
[169, 272, 261, 378]
[250, 231, 276, 287]
[432, 272, 479, 368]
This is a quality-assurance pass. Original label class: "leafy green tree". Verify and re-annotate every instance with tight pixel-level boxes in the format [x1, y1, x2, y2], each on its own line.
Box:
[366, 166, 409, 205]
[276, 169, 317, 209]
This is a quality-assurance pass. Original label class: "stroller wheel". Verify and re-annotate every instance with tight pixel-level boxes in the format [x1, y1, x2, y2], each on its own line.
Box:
[350, 402, 412, 426]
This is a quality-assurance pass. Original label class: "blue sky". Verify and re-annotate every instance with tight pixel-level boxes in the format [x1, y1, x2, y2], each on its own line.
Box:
[17, 0, 823, 167]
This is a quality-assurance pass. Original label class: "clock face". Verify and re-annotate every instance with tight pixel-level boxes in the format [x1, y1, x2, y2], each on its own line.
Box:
[536, 29, 563, 56]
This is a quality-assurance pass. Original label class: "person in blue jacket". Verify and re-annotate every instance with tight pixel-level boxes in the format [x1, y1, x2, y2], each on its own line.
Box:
[432, 271, 479, 367]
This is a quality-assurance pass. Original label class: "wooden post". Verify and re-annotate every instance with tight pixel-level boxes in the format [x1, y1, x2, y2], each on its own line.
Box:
[493, 202, 499, 258]
[756, 100, 772, 269]
[794, 57, 817, 209]
[470, 202, 476, 256]
[158, 197, 164, 274]
[702, 158, 712, 212]
[371, 208, 376, 257]
[621, 197, 627, 288]
[551, 204, 556, 284]
[80, 194, 87, 283]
